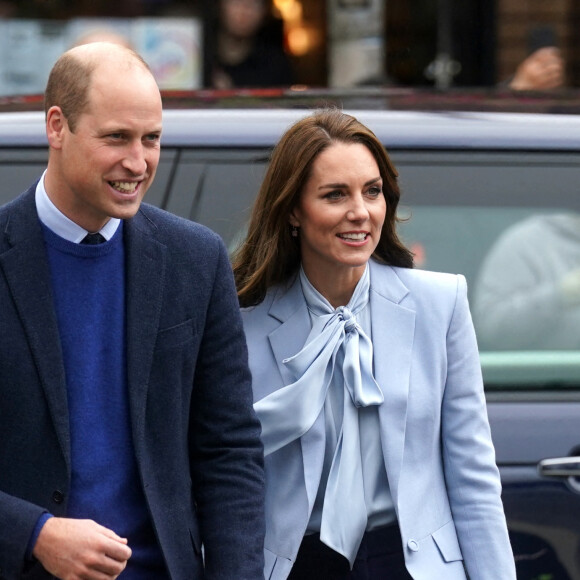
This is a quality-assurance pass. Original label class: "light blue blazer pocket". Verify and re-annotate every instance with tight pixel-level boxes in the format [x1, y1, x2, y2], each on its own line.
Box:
[264, 548, 293, 580]
[432, 520, 463, 563]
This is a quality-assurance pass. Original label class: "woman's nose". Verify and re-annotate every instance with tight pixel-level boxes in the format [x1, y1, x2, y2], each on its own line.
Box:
[346, 194, 370, 221]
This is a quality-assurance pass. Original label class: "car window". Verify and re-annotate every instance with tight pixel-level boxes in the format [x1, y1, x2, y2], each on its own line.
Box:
[162, 148, 268, 248]
[397, 205, 540, 291]
[0, 149, 48, 204]
[391, 150, 580, 392]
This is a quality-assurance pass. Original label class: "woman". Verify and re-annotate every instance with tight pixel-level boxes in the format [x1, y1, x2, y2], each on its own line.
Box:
[207, 0, 294, 89]
[233, 109, 515, 580]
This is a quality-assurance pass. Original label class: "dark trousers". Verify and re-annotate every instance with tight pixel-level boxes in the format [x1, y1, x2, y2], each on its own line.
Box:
[288, 524, 413, 580]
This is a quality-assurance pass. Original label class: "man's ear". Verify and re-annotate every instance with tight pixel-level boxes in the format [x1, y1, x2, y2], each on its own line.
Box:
[46, 106, 67, 150]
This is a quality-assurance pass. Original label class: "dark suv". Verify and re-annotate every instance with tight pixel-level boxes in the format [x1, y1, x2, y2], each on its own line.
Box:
[2, 102, 580, 579]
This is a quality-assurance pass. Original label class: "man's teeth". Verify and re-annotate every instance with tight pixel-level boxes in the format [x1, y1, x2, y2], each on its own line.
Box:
[111, 181, 138, 193]
[340, 233, 367, 240]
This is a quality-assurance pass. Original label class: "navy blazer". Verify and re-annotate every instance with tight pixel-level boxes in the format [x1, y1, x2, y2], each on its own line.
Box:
[242, 260, 515, 580]
[0, 186, 265, 579]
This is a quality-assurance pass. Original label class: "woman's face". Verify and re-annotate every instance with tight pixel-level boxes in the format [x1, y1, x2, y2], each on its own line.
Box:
[290, 141, 386, 282]
[221, 0, 266, 39]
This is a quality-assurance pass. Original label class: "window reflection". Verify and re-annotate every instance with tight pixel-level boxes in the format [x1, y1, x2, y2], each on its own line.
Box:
[474, 212, 580, 351]
[398, 207, 580, 390]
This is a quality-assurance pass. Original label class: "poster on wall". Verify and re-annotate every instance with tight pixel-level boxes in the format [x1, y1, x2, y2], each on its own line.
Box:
[0, 20, 67, 97]
[69, 17, 203, 90]
[133, 18, 202, 91]
[0, 17, 202, 98]
[67, 18, 133, 50]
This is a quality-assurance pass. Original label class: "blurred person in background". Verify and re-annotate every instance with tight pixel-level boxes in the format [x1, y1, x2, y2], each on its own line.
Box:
[474, 212, 580, 351]
[507, 25, 564, 91]
[207, 0, 294, 89]
[508, 46, 564, 91]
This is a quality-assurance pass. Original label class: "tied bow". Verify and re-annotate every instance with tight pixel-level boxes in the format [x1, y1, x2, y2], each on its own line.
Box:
[254, 265, 383, 565]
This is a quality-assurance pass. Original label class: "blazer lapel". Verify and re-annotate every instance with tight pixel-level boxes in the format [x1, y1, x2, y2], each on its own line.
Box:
[267, 276, 311, 386]
[369, 261, 415, 506]
[267, 276, 326, 511]
[124, 211, 167, 453]
[0, 189, 70, 466]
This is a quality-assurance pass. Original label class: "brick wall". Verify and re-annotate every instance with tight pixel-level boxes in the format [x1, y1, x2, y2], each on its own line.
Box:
[496, 0, 572, 84]
[569, 2, 580, 85]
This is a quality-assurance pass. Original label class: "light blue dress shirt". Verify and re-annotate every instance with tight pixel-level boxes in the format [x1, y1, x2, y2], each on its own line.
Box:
[301, 272, 396, 537]
[35, 170, 120, 241]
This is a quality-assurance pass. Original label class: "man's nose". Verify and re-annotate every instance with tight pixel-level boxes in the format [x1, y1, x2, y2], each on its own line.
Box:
[122, 141, 147, 175]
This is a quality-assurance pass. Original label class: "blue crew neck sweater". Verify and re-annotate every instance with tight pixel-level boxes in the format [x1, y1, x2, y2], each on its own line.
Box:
[42, 223, 168, 578]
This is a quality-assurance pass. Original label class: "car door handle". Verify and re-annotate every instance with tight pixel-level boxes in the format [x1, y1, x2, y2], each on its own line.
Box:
[538, 456, 580, 477]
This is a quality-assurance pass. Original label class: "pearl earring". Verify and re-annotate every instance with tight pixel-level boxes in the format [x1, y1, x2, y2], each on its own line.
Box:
[291, 226, 299, 237]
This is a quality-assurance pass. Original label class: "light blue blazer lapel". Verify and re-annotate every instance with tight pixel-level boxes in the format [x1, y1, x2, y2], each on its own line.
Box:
[124, 211, 167, 457]
[0, 189, 70, 468]
[369, 260, 415, 507]
[267, 277, 310, 385]
[267, 276, 326, 513]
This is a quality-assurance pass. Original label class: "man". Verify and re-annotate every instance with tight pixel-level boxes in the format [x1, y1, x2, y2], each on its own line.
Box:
[0, 42, 265, 579]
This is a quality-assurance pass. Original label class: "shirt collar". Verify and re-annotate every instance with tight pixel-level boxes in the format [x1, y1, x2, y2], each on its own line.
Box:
[35, 170, 121, 243]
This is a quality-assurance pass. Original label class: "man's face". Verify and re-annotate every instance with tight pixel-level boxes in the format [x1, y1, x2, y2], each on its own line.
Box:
[46, 63, 163, 232]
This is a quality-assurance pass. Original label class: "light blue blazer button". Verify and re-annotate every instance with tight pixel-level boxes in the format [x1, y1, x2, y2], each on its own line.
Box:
[407, 539, 419, 552]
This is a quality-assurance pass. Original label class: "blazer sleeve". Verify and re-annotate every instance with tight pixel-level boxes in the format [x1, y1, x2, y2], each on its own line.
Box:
[441, 275, 516, 579]
[188, 238, 265, 579]
[0, 491, 47, 578]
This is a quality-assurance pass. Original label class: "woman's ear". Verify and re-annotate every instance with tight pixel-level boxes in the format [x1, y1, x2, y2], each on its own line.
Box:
[288, 211, 300, 228]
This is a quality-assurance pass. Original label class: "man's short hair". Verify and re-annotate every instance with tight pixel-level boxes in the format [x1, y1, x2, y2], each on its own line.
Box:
[44, 44, 151, 133]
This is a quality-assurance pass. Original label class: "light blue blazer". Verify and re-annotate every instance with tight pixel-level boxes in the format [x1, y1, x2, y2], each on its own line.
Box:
[241, 259, 516, 580]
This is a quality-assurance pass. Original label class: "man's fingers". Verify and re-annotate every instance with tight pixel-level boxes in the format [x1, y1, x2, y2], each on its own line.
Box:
[98, 524, 129, 544]
[103, 536, 132, 562]
[91, 551, 130, 577]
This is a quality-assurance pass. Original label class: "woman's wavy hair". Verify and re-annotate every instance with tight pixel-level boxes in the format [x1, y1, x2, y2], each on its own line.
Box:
[232, 108, 414, 307]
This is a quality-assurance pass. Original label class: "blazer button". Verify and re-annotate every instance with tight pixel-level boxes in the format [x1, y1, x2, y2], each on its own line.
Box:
[52, 490, 64, 504]
[407, 539, 419, 552]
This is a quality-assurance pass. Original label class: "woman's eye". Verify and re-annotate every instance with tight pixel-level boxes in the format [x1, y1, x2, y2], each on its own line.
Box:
[325, 190, 343, 200]
[367, 186, 383, 197]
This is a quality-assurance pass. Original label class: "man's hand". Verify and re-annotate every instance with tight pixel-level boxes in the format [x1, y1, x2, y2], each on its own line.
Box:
[32, 517, 132, 580]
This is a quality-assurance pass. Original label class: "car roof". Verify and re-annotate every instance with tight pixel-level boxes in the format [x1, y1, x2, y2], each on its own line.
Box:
[2, 108, 580, 151]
